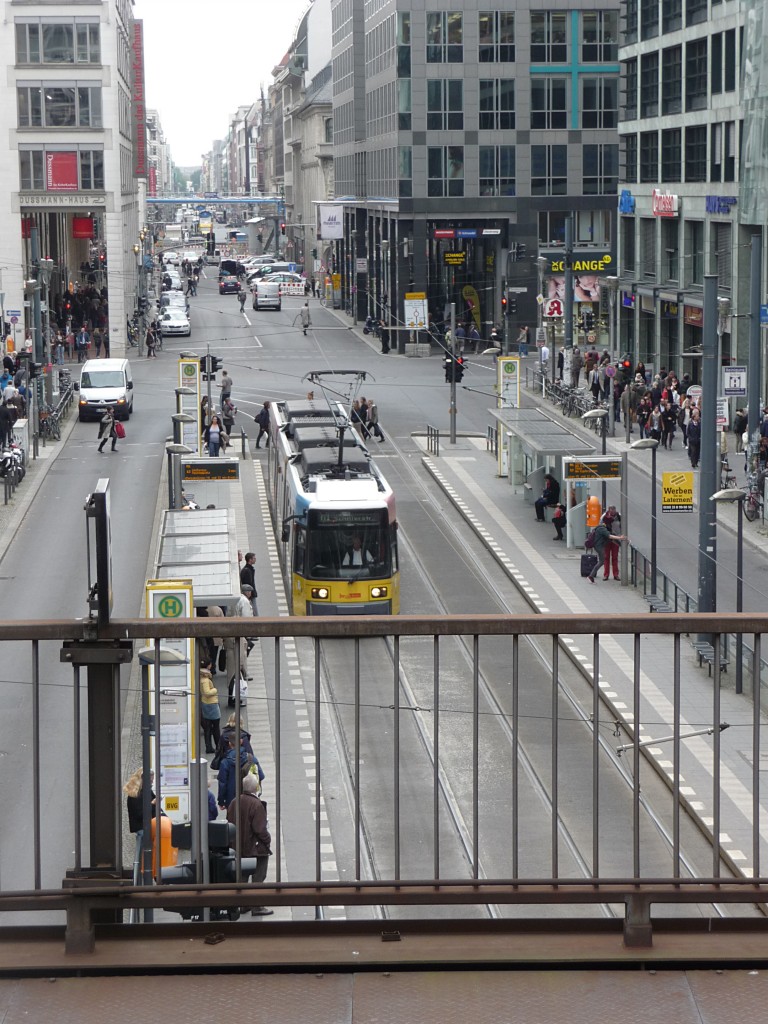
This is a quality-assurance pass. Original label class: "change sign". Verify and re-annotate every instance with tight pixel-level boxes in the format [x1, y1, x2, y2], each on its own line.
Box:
[662, 471, 694, 512]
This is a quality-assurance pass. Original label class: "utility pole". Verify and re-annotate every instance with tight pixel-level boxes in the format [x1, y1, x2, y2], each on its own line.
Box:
[564, 214, 574, 368]
[449, 301, 457, 444]
[749, 234, 762, 441]
[697, 275, 718, 633]
[29, 227, 43, 458]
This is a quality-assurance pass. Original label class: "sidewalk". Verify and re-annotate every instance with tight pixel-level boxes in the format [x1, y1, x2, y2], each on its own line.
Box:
[414, 430, 768, 878]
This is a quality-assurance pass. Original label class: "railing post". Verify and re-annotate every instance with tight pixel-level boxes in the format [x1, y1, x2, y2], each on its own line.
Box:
[623, 894, 653, 947]
[65, 897, 95, 954]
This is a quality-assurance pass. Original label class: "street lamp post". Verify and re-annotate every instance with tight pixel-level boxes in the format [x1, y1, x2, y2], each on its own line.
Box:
[710, 488, 747, 694]
[604, 275, 619, 437]
[631, 438, 659, 597]
[582, 408, 608, 509]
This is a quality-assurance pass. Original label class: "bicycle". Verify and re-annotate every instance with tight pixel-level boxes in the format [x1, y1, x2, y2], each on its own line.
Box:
[720, 456, 737, 491]
[38, 406, 60, 441]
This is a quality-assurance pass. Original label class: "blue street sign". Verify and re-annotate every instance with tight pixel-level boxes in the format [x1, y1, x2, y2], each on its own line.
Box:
[761, 304, 768, 325]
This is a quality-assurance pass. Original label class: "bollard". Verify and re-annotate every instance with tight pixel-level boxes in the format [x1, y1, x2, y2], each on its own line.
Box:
[241, 427, 247, 459]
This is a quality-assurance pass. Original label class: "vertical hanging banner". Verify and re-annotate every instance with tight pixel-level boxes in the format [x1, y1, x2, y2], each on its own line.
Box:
[178, 358, 201, 453]
[145, 579, 195, 823]
[131, 19, 147, 178]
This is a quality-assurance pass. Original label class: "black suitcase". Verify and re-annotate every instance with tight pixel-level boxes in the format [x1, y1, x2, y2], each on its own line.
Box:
[580, 553, 598, 577]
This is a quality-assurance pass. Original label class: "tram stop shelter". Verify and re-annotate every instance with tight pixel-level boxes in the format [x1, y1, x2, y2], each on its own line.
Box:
[155, 506, 241, 609]
[490, 407, 597, 547]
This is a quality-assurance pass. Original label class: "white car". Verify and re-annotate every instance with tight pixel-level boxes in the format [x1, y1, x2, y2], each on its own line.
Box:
[264, 272, 304, 285]
[165, 272, 183, 291]
[160, 292, 190, 315]
[159, 309, 191, 336]
[163, 251, 180, 265]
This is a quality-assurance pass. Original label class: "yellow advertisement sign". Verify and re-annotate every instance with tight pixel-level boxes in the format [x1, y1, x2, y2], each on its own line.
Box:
[662, 471, 694, 512]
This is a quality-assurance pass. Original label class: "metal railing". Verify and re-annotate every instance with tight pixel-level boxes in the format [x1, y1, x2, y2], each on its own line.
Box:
[426, 423, 440, 457]
[486, 424, 497, 456]
[3, 612, 768, 957]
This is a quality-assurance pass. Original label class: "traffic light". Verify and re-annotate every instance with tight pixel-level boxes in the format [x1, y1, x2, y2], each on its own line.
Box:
[280, 222, 286, 235]
[64, 298, 72, 314]
[138, 296, 148, 314]
[312, 248, 318, 259]
[619, 353, 633, 384]
[444, 355, 453, 383]
[28, 361, 40, 379]
[584, 311, 594, 332]
[454, 357, 465, 383]
[501, 294, 507, 316]
[211, 356, 222, 373]
[509, 296, 518, 314]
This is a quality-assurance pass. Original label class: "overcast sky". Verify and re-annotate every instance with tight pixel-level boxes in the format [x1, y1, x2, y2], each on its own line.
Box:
[133, 0, 310, 166]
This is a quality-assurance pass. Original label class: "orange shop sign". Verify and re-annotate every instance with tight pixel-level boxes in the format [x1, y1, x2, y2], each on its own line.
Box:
[684, 305, 703, 327]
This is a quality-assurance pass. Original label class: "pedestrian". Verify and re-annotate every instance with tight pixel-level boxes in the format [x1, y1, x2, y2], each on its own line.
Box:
[535, 473, 560, 522]
[661, 401, 677, 449]
[219, 370, 233, 404]
[216, 734, 259, 810]
[254, 401, 270, 448]
[54, 332, 64, 366]
[454, 323, 466, 355]
[0, 401, 12, 449]
[212, 714, 254, 768]
[239, 551, 258, 615]
[146, 326, 157, 357]
[299, 302, 311, 335]
[185, 275, 195, 296]
[225, 584, 254, 707]
[310, 276, 316, 297]
[123, 767, 156, 867]
[200, 395, 210, 435]
[351, 399, 370, 440]
[469, 323, 481, 353]
[637, 395, 652, 439]
[65, 328, 76, 361]
[570, 348, 583, 388]
[97, 407, 118, 452]
[687, 408, 701, 468]
[204, 414, 223, 457]
[102, 329, 111, 358]
[734, 408, 748, 454]
[222, 395, 237, 437]
[76, 325, 90, 363]
[552, 503, 567, 541]
[93, 326, 102, 358]
[238, 287, 246, 312]
[367, 396, 385, 442]
[588, 511, 627, 583]
[516, 324, 529, 356]
[226, 771, 274, 915]
[199, 663, 221, 754]
[649, 405, 662, 442]
[556, 347, 564, 379]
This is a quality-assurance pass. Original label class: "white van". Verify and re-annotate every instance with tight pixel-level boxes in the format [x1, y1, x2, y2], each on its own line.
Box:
[75, 358, 134, 421]
[252, 279, 282, 311]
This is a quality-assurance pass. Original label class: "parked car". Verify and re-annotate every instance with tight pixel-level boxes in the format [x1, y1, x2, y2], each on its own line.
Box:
[159, 292, 190, 314]
[262, 271, 303, 286]
[219, 275, 240, 295]
[159, 310, 191, 336]
[165, 271, 183, 291]
[163, 251, 180, 265]
[252, 279, 282, 311]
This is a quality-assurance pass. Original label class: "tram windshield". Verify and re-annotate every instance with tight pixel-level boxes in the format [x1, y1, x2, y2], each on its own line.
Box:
[304, 508, 392, 579]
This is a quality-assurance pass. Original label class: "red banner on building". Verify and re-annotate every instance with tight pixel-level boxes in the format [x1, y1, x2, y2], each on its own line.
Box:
[46, 152, 78, 191]
[72, 216, 94, 239]
[148, 166, 157, 196]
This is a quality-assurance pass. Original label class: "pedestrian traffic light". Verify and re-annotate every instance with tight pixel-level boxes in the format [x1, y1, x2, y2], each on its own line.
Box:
[454, 357, 465, 383]
[444, 356, 453, 383]
[280, 222, 286, 235]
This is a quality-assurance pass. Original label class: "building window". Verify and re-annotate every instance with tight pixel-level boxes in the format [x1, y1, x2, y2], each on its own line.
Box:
[724, 29, 736, 91]
[399, 145, 411, 197]
[661, 218, 679, 282]
[426, 12, 463, 63]
[640, 218, 656, 279]
[427, 145, 464, 196]
[324, 117, 333, 143]
[479, 145, 515, 196]
[624, 0, 638, 44]
[531, 144, 567, 195]
[685, 0, 707, 26]
[684, 124, 706, 181]
[661, 128, 682, 181]
[661, 46, 682, 114]
[397, 11, 410, 77]
[712, 222, 731, 288]
[530, 79, 567, 129]
[478, 11, 514, 62]
[479, 79, 514, 130]
[398, 80, 411, 129]
[711, 121, 736, 182]
[623, 133, 638, 184]
[530, 13, 567, 63]
[640, 52, 659, 117]
[639, 130, 658, 183]
[685, 39, 707, 111]
[583, 143, 618, 194]
[640, 0, 658, 40]
[582, 78, 618, 129]
[18, 84, 102, 128]
[662, 0, 682, 32]
[15, 20, 101, 64]
[684, 219, 704, 285]
[582, 12, 618, 61]
[621, 216, 636, 273]
[80, 149, 104, 189]
[19, 149, 44, 189]
[427, 79, 463, 130]
[711, 32, 723, 94]
[539, 210, 567, 245]
[624, 59, 637, 120]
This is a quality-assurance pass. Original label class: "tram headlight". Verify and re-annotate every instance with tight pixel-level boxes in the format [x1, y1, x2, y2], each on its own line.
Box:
[370, 586, 388, 599]
[311, 586, 330, 600]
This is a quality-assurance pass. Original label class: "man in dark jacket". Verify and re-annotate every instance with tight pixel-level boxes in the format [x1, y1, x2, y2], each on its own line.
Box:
[227, 772, 273, 915]
[0, 401, 12, 449]
[217, 735, 255, 809]
[254, 401, 270, 448]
